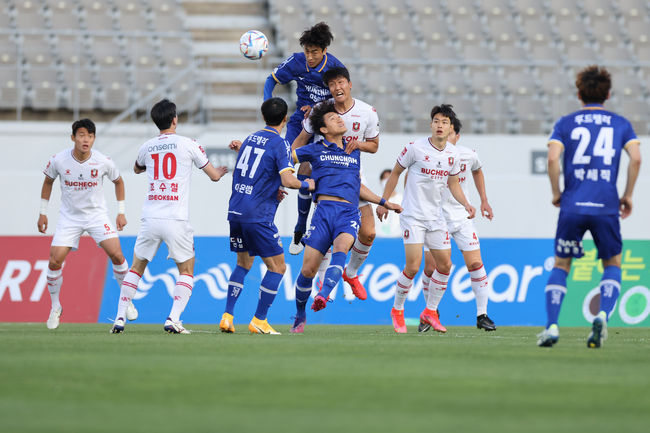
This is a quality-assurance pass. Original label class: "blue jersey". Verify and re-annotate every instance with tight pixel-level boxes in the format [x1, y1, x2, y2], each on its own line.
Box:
[292, 139, 361, 205]
[228, 127, 295, 223]
[269, 52, 345, 122]
[549, 104, 639, 215]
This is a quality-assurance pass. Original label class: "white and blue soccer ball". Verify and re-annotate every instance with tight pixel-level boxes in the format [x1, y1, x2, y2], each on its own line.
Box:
[239, 30, 269, 60]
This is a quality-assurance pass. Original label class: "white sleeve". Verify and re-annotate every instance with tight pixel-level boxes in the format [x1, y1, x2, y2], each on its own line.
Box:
[364, 106, 380, 139]
[450, 152, 461, 176]
[396, 142, 415, 168]
[105, 157, 121, 181]
[190, 139, 210, 169]
[43, 155, 58, 179]
[470, 149, 482, 171]
[136, 145, 148, 168]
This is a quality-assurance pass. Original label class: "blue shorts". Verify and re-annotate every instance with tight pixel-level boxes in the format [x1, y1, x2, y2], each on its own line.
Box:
[229, 221, 283, 258]
[286, 114, 316, 145]
[554, 211, 621, 260]
[302, 200, 360, 255]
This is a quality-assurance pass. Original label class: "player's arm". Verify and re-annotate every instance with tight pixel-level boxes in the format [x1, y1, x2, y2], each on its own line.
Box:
[620, 141, 642, 219]
[345, 136, 379, 154]
[202, 162, 228, 182]
[133, 161, 146, 174]
[280, 170, 315, 191]
[360, 183, 402, 215]
[376, 162, 405, 221]
[448, 175, 476, 219]
[112, 176, 127, 231]
[229, 140, 242, 152]
[37, 175, 55, 233]
[471, 168, 493, 220]
[291, 129, 313, 151]
[547, 141, 563, 207]
[263, 75, 277, 100]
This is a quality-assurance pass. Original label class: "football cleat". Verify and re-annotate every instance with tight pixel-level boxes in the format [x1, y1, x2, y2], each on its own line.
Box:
[126, 301, 138, 321]
[289, 231, 304, 255]
[420, 308, 447, 333]
[249, 317, 281, 335]
[46, 306, 62, 330]
[219, 312, 235, 333]
[391, 308, 407, 333]
[342, 268, 367, 300]
[587, 312, 608, 348]
[164, 317, 190, 334]
[311, 294, 328, 311]
[537, 324, 559, 347]
[290, 315, 306, 334]
[477, 314, 497, 331]
[418, 321, 431, 333]
[111, 317, 125, 334]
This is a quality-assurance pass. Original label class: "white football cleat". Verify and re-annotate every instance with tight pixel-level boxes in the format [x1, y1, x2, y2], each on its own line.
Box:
[111, 317, 125, 334]
[46, 306, 62, 330]
[164, 318, 190, 334]
[289, 241, 304, 255]
[537, 324, 559, 347]
[125, 301, 138, 321]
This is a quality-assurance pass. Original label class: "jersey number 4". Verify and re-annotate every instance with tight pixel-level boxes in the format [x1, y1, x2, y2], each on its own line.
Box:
[571, 126, 615, 165]
[236, 147, 266, 178]
[151, 153, 177, 180]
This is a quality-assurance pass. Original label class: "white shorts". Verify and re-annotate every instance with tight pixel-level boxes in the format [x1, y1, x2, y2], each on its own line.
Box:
[447, 218, 481, 251]
[399, 215, 450, 250]
[134, 218, 195, 263]
[52, 216, 118, 250]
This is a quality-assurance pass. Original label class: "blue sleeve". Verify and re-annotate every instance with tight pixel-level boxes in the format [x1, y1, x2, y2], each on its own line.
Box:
[293, 145, 312, 164]
[548, 118, 565, 146]
[263, 75, 276, 100]
[622, 119, 639, 147]
[272, 55, 297, 85]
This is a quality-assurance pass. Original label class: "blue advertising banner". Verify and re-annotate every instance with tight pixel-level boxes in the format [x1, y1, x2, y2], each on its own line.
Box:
[99, 237, 564, 327]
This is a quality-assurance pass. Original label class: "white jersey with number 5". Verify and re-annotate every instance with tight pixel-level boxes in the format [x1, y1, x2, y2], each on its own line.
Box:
[442, 144, 481, 223]
[43, 149, 120, 224]
[136, 133, 209, 221]
[397, 138, 460, 221]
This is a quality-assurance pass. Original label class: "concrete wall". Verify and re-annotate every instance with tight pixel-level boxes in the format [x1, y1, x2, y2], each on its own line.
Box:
[2, 121, 648, 239]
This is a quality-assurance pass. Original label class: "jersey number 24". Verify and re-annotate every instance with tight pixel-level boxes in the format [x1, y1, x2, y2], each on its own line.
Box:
[571, 126, 615, 165]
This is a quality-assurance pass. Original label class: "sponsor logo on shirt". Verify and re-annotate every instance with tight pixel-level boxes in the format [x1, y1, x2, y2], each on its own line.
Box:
[90, 169, 98, 178]
[352, 122, 360, 131]
[148, 143, 177, 152]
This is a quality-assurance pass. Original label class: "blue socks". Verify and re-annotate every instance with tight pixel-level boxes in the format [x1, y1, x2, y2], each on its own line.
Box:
[225, 265, 249, 315]
[254, 271, 283, 320]
[599, 266, 621, 320]
[319, 251, 347, 300]
[294, 174, 312, 234]
[544, 267, 568, 329]
[295, 273, 313, 317]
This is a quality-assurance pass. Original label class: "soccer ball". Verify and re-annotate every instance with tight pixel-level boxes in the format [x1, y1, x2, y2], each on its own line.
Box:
[239, 30, 269, 60]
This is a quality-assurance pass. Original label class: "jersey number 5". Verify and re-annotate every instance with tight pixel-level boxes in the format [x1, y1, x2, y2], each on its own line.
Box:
[151, 153, 177, 180]
[236, 147, 266, 178]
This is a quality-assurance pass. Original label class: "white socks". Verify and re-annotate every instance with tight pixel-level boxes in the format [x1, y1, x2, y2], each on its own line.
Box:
[169, 274, 194, 322]
[316, 249, 332, 285]
[112, 259, 129, 287]
[47, 267, 63, 310]
[426, 269, 449, 310]
[116, 269, 141, 320]
[393, 271, 414, 310]
[345, 238, 372, 278]
[470, 265, 489, 316]
[421, 271, 432, 305]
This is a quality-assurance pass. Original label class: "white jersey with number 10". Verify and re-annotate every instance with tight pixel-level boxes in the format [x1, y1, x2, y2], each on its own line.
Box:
[136, 133, 209, 221]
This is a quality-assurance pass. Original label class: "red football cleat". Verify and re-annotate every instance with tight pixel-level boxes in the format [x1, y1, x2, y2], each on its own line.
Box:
[391, 308, 407, 333]
[420, 308, 447, 333]
[342, 268, 367, 300]
[311, 294, 328, 311]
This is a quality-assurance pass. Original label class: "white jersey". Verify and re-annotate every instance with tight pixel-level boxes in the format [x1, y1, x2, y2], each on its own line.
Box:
[442, 144, 482, 223]
[43, 148, 120, 224]
[303, 98, 380, 145]
[397, 137, 460, 221]
[136, 133, 209, 221]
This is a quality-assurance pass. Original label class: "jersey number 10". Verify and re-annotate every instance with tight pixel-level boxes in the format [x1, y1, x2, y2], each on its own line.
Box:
[151, 153, 177, 180]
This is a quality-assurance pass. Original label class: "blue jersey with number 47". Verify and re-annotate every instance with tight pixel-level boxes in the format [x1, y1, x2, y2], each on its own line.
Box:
[228, 127, 295, 223]
[549, 104, 640, 215]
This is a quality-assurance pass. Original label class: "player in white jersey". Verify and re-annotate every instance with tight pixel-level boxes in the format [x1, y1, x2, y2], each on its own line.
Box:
[110, 99, 228, 334]
[418, 116, 497, 333]
[291, 66, 380, 301]
[37, 119, 135, 329]
[377, 104, 476, 333]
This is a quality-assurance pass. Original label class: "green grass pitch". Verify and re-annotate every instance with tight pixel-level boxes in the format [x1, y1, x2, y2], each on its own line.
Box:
[1, 324, 649, 433]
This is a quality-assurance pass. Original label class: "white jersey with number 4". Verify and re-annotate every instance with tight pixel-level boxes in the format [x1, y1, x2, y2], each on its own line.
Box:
[442, 144, 481, 223]
[136, 133, 209, 221]
[397, 138, 460, 221]
[302, 98, 380, 145]
[43, 149, 120, 224]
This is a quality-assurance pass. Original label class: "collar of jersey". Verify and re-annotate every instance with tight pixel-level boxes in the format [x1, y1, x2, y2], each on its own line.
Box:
[582, 103, 606, 110]
[263, 126, 279, 135]
[306, 53, 328, 73]
[320, 138, 342, 149]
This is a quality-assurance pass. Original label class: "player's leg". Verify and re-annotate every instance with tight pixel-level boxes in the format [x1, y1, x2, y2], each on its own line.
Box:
[291, 245, 324, 332]
[342, 203, 375, 300]
[391, 243, 422, 333]
[249, 253, 285, 335]
[46, 245, 71, 329]
[420, 247, 451, 333]
[315, 248, 332, 288]
[221, 222, 252, 332]
[418, 253, 435, 332]
[587, 214, 623, 348]
[313, 232, 355, 310]
[290, 162, 313, 254]
[98, 235, 136, 321]
[461, 249, 495, 331]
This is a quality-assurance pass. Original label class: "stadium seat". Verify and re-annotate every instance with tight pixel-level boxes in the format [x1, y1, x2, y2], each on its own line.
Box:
[372, 95, 406, 131]
[149, 1, 186, 33]
[408, 95, 437, 132]
[447, 0, 478, 19]
[54, 35, 85, 66]
[61, 66, 97, 110]
[304, 0, 340, 20]
[512, 0, 542, 17]
[98, 68, 130, 111]
[113, 0, 148, 32]
[78, 0, 115, 32]
[436, 66, 468, 97]
[14, 0, 47, 29]
[29, 67, 61, 110]
[19, 34, 56, 67]
[620, 99, 650, 134]
[90, 36, 125, 67]
[396, 65, 435, 96]
[0, 35, 18, 66]
[365, 66, 397, 95]
[46, 0, 83, 31]
[0, 66, 20, 109]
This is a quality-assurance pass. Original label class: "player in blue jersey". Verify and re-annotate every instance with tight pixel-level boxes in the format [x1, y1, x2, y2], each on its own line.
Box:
[288, 101, 402, 333]
[221, 97, 315, 335]
[263, 22, 346, 254]
[537, 66, 641, 348]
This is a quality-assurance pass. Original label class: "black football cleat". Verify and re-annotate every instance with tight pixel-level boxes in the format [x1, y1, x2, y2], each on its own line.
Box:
[477, 314, 496, 331]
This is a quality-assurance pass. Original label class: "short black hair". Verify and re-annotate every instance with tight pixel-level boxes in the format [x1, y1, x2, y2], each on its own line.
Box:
[309, 100, 337, 134]
[430, 103, 457, 122]
[150, 99, 176, 130]
[576, 65, 611, 104]
[451, 116, 462, 134]
[322, 66, 350, 87]
[72, 118, 96, 135]
[299, 22, 334, 49]
[261, 97, 288, 126]
[379, 169, 392, 180]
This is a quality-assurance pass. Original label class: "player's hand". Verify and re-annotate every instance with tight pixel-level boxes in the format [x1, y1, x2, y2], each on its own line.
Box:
[306, 178, 315, 191]
[276, 188, 288, 202]
[215, 165, 228, 180]
[300, 105, 312, 118]
[376, 205, 389, 221]
[344, 140, 361, 154]
[116, 214, 127, 231]
[551, 192, 561, 207]
[481, 201, 493, 220]
[37, 214, 48, 233]
[465, 204, 476, 219]
[384, 201, 403, 214]
[229, 140, 242, 152]
[620, 196, 633, 219]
